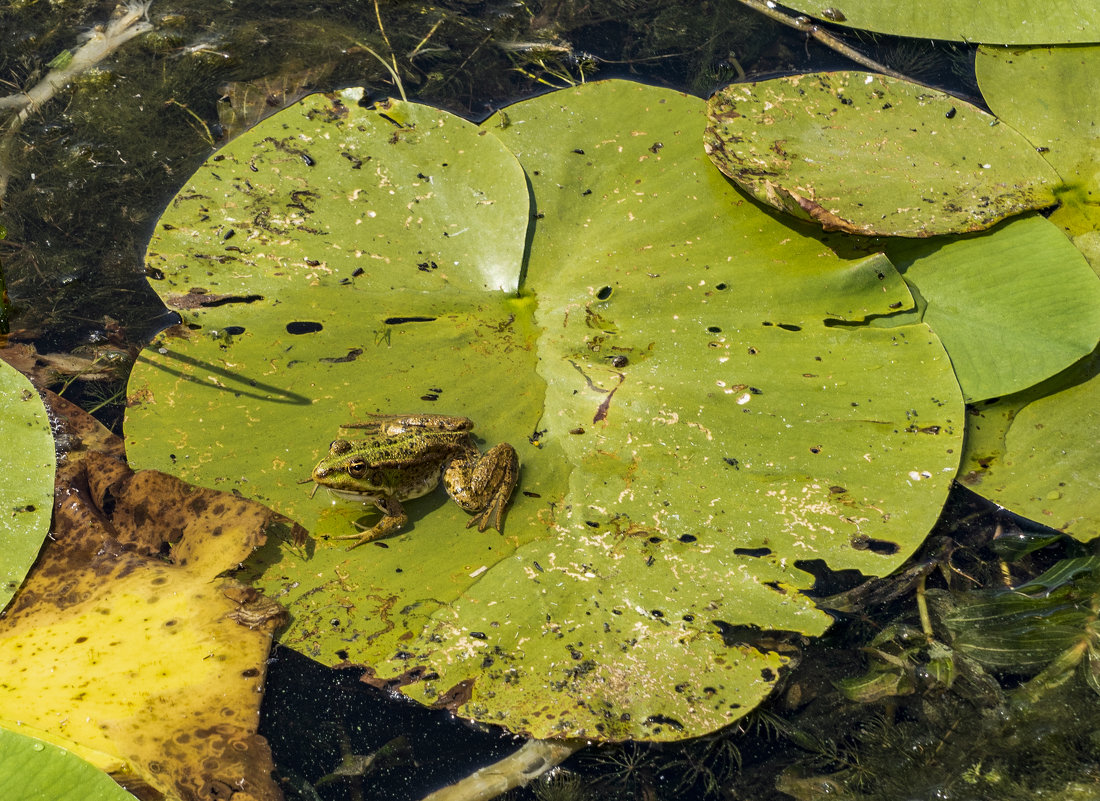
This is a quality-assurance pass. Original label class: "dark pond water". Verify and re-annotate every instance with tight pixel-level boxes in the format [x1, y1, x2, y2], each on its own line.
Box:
[6, 4, 1089, 801]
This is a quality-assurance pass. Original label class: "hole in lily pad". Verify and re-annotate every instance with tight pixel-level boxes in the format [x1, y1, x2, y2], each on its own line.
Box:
[383, 316, 437, 325]
[286, 321, 323, 335]
[850, 536, 901, 555]
[734, 547, 772, 557]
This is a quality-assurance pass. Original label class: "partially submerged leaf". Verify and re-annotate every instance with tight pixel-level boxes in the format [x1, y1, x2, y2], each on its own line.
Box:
[705, 72, 1060, 237]
[0, 354, 54, 614]
[943, 562, 1100, 674]
[126, 81, 966, 740]
[0, 397, 285, 801]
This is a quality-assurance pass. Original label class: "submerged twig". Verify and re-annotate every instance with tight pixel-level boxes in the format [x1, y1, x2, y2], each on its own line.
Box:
[418, 738, 586, 801]
[0, 1, 154, 200]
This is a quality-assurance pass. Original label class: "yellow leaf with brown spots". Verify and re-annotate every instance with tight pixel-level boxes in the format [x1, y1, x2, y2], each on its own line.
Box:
[0, 395, 295, 801]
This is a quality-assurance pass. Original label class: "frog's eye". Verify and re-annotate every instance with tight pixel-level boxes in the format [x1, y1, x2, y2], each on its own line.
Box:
[347, 459, 368, 479]
[330, 439, 352, 455]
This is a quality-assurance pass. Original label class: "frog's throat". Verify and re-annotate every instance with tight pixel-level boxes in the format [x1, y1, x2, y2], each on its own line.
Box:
[323, 487, 383, 503]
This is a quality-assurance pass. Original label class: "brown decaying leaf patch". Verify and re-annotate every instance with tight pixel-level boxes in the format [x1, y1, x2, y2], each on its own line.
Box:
[0, 394, 290, 801]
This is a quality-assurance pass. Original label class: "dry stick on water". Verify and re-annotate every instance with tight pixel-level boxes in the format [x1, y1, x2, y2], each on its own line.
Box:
[733, 0, 911, 82]
[0, 1, 154, 201]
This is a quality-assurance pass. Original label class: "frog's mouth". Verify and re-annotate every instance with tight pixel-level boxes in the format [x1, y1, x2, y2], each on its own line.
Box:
[320, 486, 379, 503]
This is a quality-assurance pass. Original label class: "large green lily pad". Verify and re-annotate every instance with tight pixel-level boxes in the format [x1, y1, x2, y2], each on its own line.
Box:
[0, 357, 54, 614]
[125, 81, 965, 740]
[776, 0, 1100, 45]
[705, 72, 1060, 237]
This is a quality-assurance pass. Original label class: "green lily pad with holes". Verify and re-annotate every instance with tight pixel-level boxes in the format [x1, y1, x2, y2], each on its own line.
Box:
[125, 80, 965, 741]
[778, 0, 1100, 45]
[704, 72, 1060, 237]
[976, 45, 1100, 259]
[960, 348, 1100, 541]
[0, 727, 136, 801]
[882, 214, 1100, 403]
[0, 359, 54, 614]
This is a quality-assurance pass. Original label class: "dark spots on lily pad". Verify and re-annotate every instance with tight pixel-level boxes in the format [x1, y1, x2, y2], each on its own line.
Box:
[644, 714, 684, 732]
[286, 321, 323, 335]
[382, 316, 436, 325]
[734, 547, 771, 557]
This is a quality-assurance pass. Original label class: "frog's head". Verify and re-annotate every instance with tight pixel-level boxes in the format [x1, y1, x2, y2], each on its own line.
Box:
[311, 439, 387, 499]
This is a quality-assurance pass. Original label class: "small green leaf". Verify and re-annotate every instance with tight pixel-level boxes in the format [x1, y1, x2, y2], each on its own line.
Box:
[960, 350, 1100, 541]
[1013, 557, 1100, 597]
[884, 215, 1100, 402]
[836, 664, 915, 703]
[0, 359, 54, 614]
[0, 727, 135, 801]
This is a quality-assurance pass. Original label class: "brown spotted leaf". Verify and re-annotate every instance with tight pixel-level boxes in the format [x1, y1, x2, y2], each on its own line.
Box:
[0, 397, 289, 801]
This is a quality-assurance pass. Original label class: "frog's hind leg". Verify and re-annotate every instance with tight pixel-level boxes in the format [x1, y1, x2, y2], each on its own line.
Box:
[445, 442, 519, 533]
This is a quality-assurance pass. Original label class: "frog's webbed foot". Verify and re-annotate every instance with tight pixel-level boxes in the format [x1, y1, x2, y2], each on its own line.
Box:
[332, 495, 408, 550]
[446, 442, 519, 533]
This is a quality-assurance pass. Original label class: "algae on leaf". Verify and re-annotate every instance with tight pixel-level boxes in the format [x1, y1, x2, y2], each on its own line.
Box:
[126, 81, 966, 741]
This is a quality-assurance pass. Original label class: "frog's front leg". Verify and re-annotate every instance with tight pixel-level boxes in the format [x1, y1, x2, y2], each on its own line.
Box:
[332, 495, 408, 550]
[443, 443, 520, 533]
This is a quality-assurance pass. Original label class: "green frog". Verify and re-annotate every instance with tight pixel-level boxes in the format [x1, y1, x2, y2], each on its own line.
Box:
[311, 413, 519, 549]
